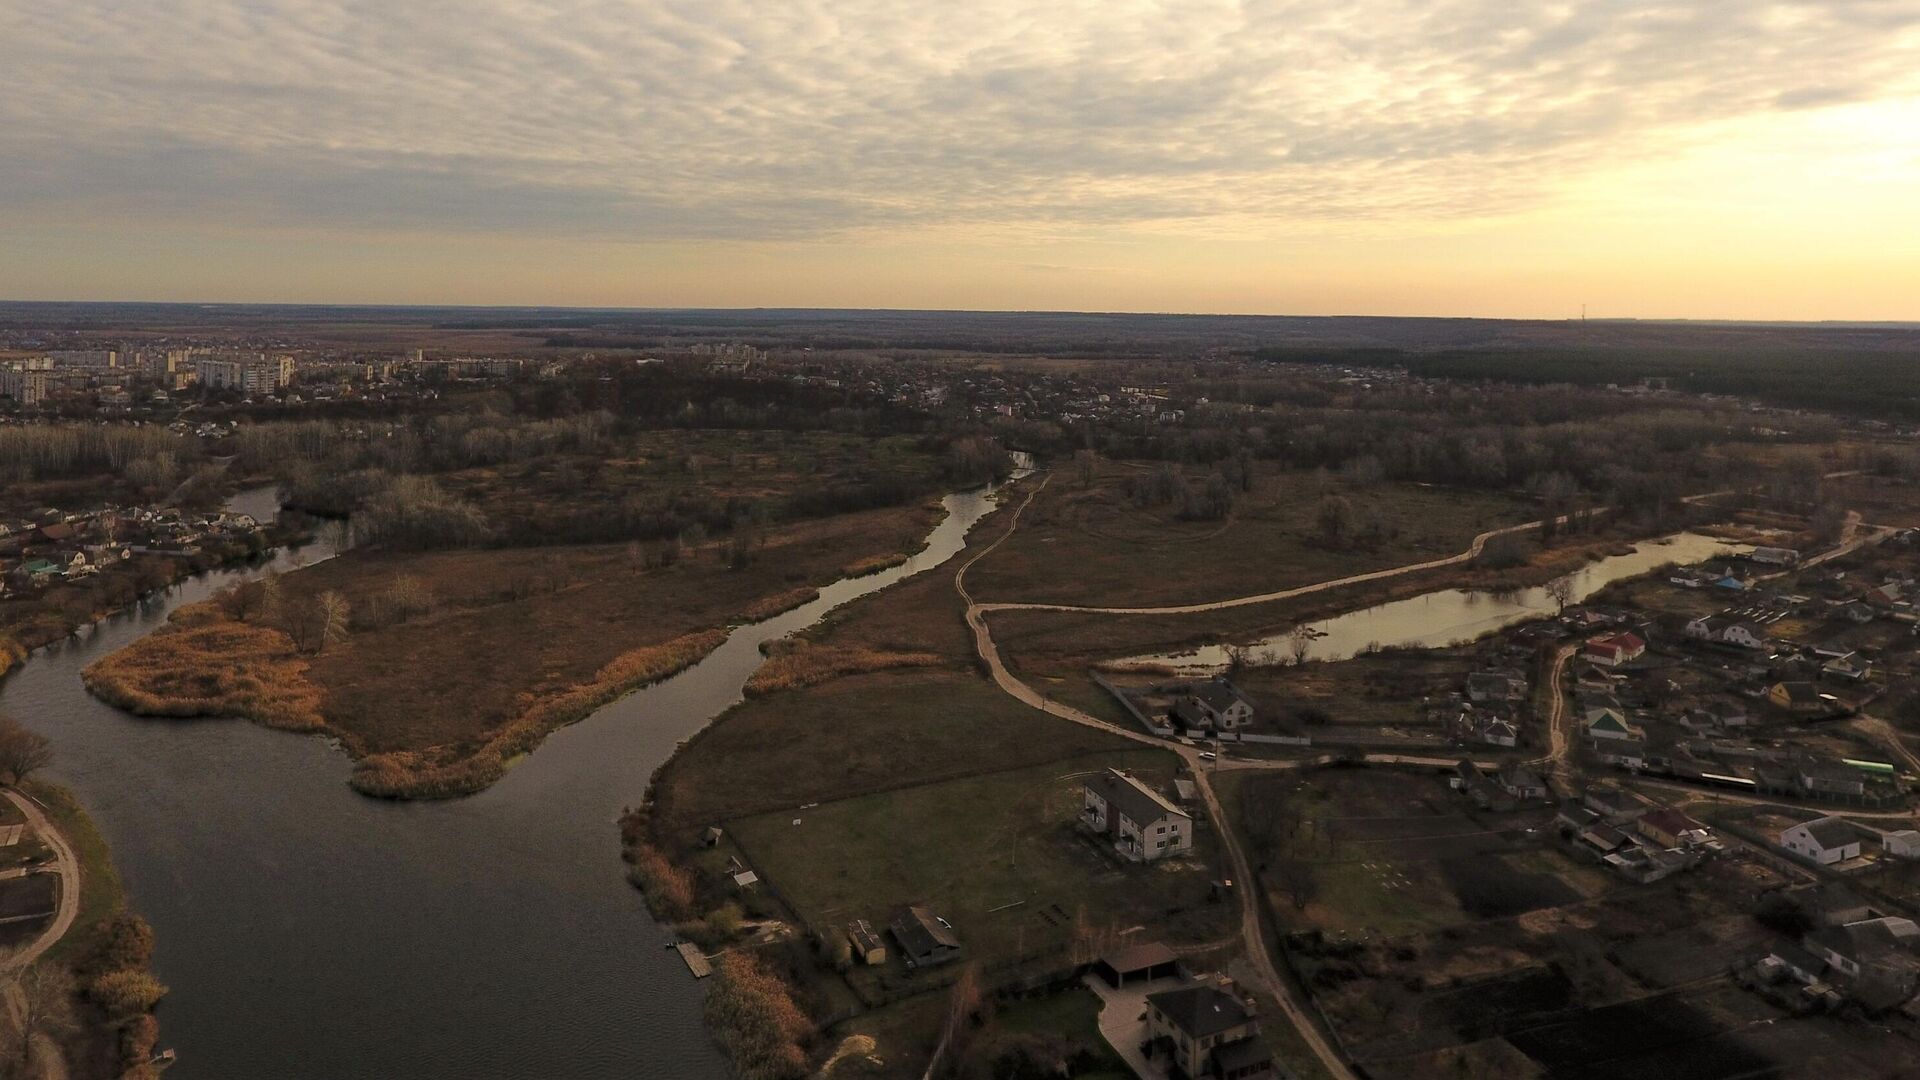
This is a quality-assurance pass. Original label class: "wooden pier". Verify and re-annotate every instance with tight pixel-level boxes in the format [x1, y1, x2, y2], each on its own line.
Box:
[676, 941, 712, 978]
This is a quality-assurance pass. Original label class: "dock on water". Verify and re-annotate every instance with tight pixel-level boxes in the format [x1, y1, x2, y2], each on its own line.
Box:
[675, 941, 712, 978]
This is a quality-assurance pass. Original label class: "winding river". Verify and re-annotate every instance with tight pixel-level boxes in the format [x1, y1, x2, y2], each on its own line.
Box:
[0, 482, 1015, 1079]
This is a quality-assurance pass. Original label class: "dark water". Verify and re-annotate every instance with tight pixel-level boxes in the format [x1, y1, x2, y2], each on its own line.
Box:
[0, 482, 1011, 1079]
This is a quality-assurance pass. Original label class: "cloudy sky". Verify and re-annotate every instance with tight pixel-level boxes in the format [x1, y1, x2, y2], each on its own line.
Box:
[4, 1, 1920, 317]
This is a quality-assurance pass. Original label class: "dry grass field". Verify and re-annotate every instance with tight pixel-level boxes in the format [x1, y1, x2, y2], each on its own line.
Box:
[85, 501, 943, 797]
[964, 462, 1534, 607]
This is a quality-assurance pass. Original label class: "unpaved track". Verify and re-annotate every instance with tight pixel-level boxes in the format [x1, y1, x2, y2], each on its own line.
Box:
[0, 790, 79, 976]
[1, 788, 79, 1080]
[956, 472, 1879, 1080]
[959, 476, 1359, 1080]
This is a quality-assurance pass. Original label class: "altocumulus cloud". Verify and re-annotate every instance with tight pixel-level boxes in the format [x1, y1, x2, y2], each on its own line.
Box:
[3, 0, 1918, 241]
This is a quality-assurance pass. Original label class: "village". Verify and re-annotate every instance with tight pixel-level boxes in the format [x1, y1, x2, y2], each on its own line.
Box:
[0, 501, 280, 651]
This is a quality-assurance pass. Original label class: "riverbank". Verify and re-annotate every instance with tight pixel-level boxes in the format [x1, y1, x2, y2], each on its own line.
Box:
[77, 501, 945, 799]
[1, 782, 167, 1080]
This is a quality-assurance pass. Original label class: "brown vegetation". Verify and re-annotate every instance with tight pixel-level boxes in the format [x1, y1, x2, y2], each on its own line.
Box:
[737, 587, 821, 623]
[81, 601, 326, 732]
[704, 952, 813, 1080]
[744, 642, 943, 696]
[350, 628, 728, 798]
[840, 552, 909, 578]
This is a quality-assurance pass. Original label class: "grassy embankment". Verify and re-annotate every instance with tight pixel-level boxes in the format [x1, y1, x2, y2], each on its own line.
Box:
[628, 489, 1234, 1078]
[989, 517, 1707, 697]
[964, 463, 1536, 608]
[83, 502, 943, 798]
[22, 782, 170, 1080]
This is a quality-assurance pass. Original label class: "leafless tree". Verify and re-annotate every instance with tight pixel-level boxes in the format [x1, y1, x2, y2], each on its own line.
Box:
[1272, 857, 1320, 911]
[1545, 575, 1577, 614]
[0, 962, 77, 1072]
[1288, 624, 1317, 666]
[314, 591, 351, 654]
[0, 712, 53, 786]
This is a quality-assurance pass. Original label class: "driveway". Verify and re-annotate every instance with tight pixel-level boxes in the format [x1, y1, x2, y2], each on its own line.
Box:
[1082, 972, 1187, 1080]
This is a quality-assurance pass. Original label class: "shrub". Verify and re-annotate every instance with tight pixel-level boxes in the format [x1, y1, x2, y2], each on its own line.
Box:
[88, 970, 169, 1019]
[704, 953, 811, 1080]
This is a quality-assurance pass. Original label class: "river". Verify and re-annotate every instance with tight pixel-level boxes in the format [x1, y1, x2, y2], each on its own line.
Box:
[1119, 531, 1749, 674]
[0, 480, 1016, 1079]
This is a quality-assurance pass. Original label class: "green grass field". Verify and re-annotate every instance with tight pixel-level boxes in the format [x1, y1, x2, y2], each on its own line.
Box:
[651, 670, 1136, 834]
[728, 750, 1231, 974]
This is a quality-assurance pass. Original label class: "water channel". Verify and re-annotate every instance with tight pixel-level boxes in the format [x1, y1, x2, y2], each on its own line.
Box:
[1119, 531, 1750, 675]
[0, 480, 1016, 1078]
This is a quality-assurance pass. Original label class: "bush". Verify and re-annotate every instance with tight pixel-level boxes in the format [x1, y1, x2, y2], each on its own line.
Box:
[704, 952, 811, 1080]
[87, 969, 169, 1019]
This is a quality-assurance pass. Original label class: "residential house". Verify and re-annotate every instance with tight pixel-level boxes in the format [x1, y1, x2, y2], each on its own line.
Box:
[1838, 601, 1879, 625]
[1498, 764, 1549, 801]
[1806, 917, 1920, 983]
[1467, 669, 1529, 704]
[1144, 980, 1276, 1080]
[888, 906, 961, 968]
[1453, 760, 1513, 811]
[1083, 769, 1194, 862]
[1584, 632, 1647, 668]
[1685, 616, 1767, 650]
[1589, 738, 1647, 770]
[1183, 678, 1255, 731]
[1768, 681, 1837, 716]
[1584, 708, 1637, 741]
[1782, 817, 1863, 865]
[1635, 807, 1708, 848]
[1822, 653, 1873, 683]
[1477, 717, 1519, 748]
[1752, 546, 1801, 567]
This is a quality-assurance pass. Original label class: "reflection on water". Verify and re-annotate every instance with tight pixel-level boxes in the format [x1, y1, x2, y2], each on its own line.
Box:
[0, 479, 1017, 1079]
[1121, 532, 1747, 675]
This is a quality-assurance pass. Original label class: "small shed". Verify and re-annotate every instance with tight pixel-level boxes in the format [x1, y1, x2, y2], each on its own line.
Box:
[1095, 941, 1182, 987]
[846, 919, 888, 966]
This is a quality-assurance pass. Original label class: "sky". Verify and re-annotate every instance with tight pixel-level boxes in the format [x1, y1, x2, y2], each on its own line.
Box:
[4, 1, 1920, 319]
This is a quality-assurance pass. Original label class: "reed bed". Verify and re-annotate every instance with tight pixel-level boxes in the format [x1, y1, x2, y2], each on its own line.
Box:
[736, 588, 820, 623]
[350, 628, 729, 798]
[743, 642, 942, 696]
[82, 605, 325, 733]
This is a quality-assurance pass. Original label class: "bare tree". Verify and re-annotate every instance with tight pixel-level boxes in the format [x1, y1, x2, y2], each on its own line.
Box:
[936, 963, 986, 1077]
[1545, 575, 1577, 614]
[1272, 857, 1320, 911]
[0, 962, 77, 1072]
[314, 591, 351, 654]
[1288, 624, 1317, 666]
[0, 712, 53, 786]
[1316, 495, 1353, 546]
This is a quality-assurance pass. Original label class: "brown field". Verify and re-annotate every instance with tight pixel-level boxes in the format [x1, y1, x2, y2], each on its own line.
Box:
[649, 670, 1134, 834]
[743, 642, 944, 697]
[83, 602, 325, 732]
[989, 525, 1664, 681]
[86, 502, 942, 797]
[964, 462, 1534, 607]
